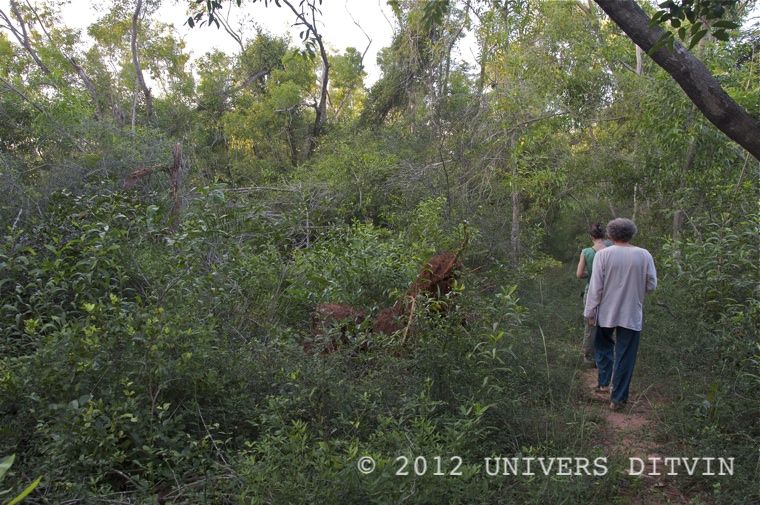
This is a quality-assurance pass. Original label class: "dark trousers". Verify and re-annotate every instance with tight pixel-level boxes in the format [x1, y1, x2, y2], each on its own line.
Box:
[594, 326, 641, 404]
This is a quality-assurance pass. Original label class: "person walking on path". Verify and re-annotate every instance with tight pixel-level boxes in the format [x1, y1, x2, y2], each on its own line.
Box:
[583, 218, 657, 411]
[576, 223, 610, 365]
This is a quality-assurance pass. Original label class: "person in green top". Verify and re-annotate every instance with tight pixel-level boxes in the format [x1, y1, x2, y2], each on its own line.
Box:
[576, 223, 610, 365]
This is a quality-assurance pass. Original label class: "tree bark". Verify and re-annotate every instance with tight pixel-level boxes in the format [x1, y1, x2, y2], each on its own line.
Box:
[441, 3, 468, 98]
[593, 0, 760, 160]
[131, 0, 153, 120]
[68, 57, 101, 112]
[672, 126, 698, 241]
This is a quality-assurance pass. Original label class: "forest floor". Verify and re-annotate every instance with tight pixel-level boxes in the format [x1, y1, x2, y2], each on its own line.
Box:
[520, 264, 715, 505]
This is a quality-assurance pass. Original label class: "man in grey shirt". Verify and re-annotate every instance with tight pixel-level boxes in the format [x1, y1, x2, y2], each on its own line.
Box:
[583, 218, 657, 411]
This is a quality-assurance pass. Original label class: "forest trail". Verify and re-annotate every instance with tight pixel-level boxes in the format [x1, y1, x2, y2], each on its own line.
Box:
[524, 265, 713, 505]
[580, 367, 701, 505]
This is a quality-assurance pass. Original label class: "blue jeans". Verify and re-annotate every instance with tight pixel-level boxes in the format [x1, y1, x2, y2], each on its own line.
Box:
[594, 326, 641, 404]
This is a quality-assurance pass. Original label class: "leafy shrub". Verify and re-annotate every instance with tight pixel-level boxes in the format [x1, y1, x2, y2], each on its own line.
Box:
[662, 211, 759, 326]
[285, 221, 418, 314]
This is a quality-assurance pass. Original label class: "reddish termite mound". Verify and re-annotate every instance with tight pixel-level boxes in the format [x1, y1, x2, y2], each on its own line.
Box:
[304, 303, 366, 354]
[306, 249, 464, 353]
[372, 251, 462, 336]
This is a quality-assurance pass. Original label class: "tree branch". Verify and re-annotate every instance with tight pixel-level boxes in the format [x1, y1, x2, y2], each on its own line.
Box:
[594, 0, 760, 160]
[20, 0, 100, 110]
[131, 0, 153, 120]
[224, 69, 269, 96]
[279, 0, 329, 153]
[2, 1, 52, 76]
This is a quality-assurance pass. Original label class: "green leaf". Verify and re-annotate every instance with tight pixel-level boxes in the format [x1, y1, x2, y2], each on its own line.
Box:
[712, 20, 739, 29]
[688, 29, 709, 49]
[0, 455, 14, 481]
[7, 475, 42, 505]
[671, 18, 681, 28]
[712, 29, 730, 41]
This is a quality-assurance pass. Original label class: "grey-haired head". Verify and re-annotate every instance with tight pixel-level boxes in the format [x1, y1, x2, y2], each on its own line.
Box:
[606, 218, 637, 243]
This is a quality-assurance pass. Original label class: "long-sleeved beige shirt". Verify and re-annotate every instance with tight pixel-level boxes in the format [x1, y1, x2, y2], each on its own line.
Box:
[583, 244, 657, 331]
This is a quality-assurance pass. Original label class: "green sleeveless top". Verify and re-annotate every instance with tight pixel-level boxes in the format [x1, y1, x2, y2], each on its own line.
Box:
[582, 241, 612, 283]
[582, 247, 597, 284]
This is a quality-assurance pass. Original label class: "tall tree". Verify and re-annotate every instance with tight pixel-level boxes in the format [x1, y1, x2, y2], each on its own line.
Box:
[189, 0, 329, 157]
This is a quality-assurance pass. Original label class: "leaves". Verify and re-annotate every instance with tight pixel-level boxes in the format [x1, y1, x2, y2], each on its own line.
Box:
[0, 455, 42, 505]
[651, 0, 741, 50]
[0, 455, 14, 482]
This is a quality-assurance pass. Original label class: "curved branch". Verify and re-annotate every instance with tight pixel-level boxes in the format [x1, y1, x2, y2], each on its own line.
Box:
[224, 68, 270, 96]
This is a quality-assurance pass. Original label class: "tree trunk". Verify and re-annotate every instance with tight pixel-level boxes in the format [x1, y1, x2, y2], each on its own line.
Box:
[477, 41, 487, 95]
[635, 44, 643, 75]
[278, 0, 329, 156]
[672, 133, 698, 240]
[131, 82, 138, 132]
[169, 143, 183, 228]
[225, 69, 270, 96]
[131, 0, 153, 120]
[593, 0, 760, 160]
[312, 35, 329, 143]
[441, 4, 468, 99]
[672, 209, 684, 242]
[632, 183, 638, 221]
[69, 57, 99, 107]
[508, 134, 519, 261]
[511, 183, 520, 261]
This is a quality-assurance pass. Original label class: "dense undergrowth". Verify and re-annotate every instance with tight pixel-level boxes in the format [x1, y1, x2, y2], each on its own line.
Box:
[1, 185, 757, 504]
[0, 188, 574, 503]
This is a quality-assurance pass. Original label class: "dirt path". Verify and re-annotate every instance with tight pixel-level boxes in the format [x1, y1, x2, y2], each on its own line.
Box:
[523, 267, 717, 504]
[580, 367, 709, 505]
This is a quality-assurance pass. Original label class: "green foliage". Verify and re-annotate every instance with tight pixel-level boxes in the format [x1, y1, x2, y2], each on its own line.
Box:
[0, 188, 289, 500]
[286, 221, 417, 311]
[0, 184, 554, 502]
[642, 211, 760, 504]
[662, 212, 759, 325]
[329, 48, 367, 121]
[651, 0, 740, 50]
